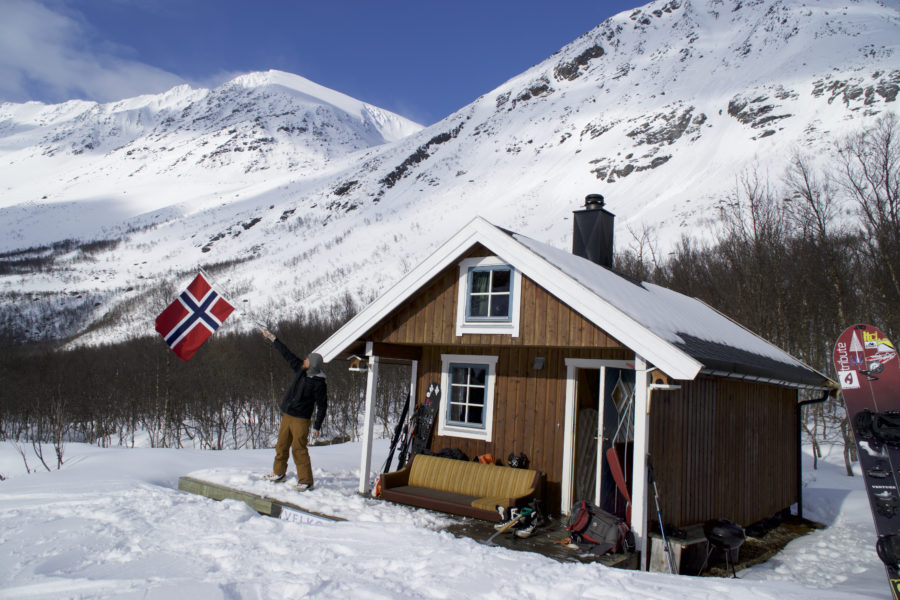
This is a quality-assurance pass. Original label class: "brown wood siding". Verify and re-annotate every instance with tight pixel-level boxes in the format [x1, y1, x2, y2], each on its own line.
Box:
[368, 247, 625, 350]
[649, 377, 799, 527]
[360, 247, 799, 522]
[418, 345, 633, 513]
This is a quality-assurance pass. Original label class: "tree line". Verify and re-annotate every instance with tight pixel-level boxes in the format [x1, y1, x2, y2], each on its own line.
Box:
[615, 115, 899, 473]
[0, 115, 896, 476]
[0, 307, 411, 470]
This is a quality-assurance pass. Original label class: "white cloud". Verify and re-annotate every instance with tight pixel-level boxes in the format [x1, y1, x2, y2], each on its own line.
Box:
[0, 0, 185, 104]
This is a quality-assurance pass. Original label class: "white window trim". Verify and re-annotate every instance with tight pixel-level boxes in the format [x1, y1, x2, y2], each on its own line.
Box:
[437, 353, 498, 441]
[455, 256, 522, 337]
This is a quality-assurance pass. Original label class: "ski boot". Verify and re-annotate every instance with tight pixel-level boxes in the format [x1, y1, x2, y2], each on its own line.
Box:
[494, 506, 520, 530]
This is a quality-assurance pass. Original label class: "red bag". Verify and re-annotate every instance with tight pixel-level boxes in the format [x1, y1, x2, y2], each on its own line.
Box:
[565, 500, 631, 554]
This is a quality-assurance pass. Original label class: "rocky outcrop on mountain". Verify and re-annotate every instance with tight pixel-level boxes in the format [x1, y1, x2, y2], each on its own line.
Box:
[1, 0, 898, 344]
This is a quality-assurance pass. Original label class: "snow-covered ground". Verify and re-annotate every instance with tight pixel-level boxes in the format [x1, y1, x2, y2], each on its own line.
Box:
[0, 439, 887, 599]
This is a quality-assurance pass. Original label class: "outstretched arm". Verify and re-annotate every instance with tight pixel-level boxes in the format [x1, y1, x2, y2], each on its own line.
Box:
[260, 329, 304, 372]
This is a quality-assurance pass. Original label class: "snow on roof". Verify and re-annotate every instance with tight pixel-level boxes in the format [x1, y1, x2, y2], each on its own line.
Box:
[511, 231, 828, 387]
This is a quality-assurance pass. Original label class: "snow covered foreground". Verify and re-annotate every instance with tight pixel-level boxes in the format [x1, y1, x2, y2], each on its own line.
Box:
[0, 439, 887, 599]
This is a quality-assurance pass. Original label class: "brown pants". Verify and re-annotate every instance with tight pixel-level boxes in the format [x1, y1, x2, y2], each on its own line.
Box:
[273, 413, 313, 485]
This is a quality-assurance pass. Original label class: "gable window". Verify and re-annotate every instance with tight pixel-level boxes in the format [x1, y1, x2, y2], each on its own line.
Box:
[437, 354, 497, 441]
[456, 257, 522, 337]
[467, 267, 511, 321]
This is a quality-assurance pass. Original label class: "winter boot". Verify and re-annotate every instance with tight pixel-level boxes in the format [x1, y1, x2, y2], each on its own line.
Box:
[494, 507, 520, 530]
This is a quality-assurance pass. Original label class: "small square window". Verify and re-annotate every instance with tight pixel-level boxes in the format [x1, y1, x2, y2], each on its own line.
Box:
[456, 257, 521, 337]
[466, 266, 513, 322]
[447, 363, 488, 429]
[438, 354, 497, 441]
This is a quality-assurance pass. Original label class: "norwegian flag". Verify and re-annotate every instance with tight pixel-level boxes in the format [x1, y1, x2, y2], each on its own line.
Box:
[154, 272, 235, 361]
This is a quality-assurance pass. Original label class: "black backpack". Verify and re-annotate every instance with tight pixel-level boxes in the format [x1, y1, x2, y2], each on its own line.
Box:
[566, 500, 631, 555]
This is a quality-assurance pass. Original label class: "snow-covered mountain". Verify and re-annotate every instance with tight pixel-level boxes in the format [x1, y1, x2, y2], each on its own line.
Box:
[1, 0, 898, 345]
[0, 69, 422, 249]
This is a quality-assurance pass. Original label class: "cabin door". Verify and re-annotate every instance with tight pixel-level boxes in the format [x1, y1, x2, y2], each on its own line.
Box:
[562, 359, 636, 515]
[573, 369, 601, 505]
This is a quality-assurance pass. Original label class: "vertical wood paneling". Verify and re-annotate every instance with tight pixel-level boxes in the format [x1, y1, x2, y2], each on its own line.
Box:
[649, 377, 798, 527]
[368, 250, 626, 351]
[418, 345, 630, 512]
[362, 248, 798, 521]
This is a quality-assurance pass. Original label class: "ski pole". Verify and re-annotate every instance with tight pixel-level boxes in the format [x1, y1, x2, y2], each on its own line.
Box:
[648, 457, 675, 574]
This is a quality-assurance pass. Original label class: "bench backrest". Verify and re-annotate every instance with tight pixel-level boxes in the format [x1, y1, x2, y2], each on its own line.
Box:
[408, 454, 536, 498]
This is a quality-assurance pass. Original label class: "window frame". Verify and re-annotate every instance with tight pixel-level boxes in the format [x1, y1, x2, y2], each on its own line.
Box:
[437, 353, 498, 441]
[465, 265, 513, 322]
[455, 256, 522, 337]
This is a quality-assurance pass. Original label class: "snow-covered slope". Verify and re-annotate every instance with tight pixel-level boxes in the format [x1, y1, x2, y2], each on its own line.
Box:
[1, 0, 898, 345]
[0, 69, 422, 248]
[0, 440, 886, 599]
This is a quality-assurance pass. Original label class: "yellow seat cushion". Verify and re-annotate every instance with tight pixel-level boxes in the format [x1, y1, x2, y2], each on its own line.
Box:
[407, 454, 536, 500]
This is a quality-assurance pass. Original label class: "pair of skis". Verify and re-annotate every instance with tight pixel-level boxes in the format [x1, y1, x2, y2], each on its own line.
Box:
[378, 383, 441, 476]
[379, 393, 411, 476]
[833, 324, 900, 600]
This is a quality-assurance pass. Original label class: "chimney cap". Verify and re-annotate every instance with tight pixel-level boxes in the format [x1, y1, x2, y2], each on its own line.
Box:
[584, 194, 605, 209]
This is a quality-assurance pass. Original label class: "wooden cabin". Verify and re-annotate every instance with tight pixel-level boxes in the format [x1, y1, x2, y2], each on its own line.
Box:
[313, 196, 832, 564]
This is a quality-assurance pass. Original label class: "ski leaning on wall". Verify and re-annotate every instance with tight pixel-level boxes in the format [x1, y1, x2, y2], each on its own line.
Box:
[833, 323, 900, 600]
[404, 383, 441, 465]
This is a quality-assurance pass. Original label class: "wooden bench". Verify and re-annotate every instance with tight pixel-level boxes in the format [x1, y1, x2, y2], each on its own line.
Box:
[380, 454, 541, 522]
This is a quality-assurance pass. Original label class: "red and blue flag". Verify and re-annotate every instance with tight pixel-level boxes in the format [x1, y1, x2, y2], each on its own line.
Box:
[154, 272, 234, 361]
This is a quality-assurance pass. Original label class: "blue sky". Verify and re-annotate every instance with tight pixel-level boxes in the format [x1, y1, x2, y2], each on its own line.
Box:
[0, 0, 638, 125]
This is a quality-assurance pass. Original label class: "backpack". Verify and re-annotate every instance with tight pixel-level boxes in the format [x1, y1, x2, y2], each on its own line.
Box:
[565, 500, 631, 555]
[423, 447, 468, 461]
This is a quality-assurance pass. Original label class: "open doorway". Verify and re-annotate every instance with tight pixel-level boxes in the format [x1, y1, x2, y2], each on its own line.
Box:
[568, 362, 636, 521]
[599, 368, 635, 521]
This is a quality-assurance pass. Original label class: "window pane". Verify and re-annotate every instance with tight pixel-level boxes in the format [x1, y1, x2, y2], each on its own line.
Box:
[471, 270, 490, 293]
[450, 404, 465, 423]
[491, 269, 510, 292]
[450, 365, 468, 384]
[469, 295, 488, 317]
[489, 295, 509, 318]
[468, 386, 485, 407]
[469, 366, 486, 387]
[467, 405, 483, 425]
[450, 385, 467, 404]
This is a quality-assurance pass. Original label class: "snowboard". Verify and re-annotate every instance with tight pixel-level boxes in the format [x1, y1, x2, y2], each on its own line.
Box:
[833, 324, 900, 599]
[402, 382, 441, 468]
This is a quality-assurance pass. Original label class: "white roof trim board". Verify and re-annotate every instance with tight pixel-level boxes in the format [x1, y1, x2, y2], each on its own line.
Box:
[314, 217, 827, 386]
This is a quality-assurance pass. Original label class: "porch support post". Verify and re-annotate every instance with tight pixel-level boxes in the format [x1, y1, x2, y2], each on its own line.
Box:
[632, 355, 651, 570]
[358, 346, 379, 494]
[594, 366, 607, 505]
[561, 360, 578, 512]
[408, 360, 418, 421]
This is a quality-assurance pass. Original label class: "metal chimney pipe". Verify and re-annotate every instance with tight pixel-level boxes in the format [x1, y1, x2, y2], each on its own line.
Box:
[572, 194, 615, 268]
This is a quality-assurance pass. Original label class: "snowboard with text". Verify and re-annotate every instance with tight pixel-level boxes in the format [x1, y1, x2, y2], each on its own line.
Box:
[833, 324, 900, 599]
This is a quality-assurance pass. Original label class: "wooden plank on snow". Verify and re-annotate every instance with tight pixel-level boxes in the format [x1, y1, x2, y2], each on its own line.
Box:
[177, 476, 345, 524]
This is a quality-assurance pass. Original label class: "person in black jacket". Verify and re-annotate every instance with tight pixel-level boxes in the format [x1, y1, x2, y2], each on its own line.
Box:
[260, 329, 327, 491]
